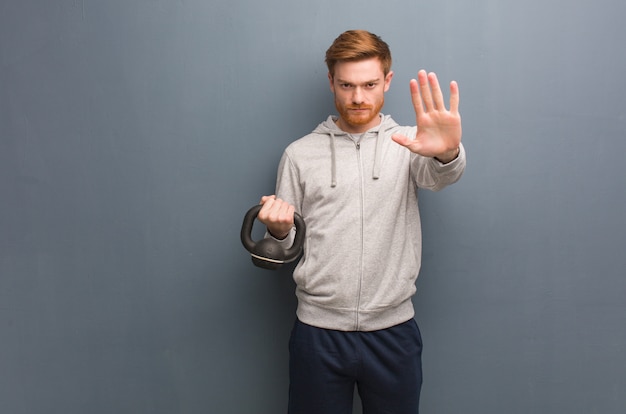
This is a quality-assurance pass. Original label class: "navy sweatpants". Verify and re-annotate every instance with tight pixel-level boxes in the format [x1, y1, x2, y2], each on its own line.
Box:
[288, 318, 423, 414]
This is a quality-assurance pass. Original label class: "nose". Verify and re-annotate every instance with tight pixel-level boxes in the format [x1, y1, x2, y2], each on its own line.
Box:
[352, 87, 364, 105]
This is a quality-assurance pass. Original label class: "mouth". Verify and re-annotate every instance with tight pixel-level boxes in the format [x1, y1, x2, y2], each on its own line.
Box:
[347, 107, 372, 112]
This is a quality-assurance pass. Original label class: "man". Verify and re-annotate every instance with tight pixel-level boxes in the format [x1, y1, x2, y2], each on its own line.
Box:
[256, 30, 466, 413]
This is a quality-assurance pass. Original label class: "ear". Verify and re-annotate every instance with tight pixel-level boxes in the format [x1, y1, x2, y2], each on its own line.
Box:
[383, 71, 394, 92]
[328, 72, 335, 93]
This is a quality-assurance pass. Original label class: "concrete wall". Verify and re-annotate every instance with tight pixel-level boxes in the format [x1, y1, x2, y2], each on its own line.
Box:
[1, 1, 625, 412]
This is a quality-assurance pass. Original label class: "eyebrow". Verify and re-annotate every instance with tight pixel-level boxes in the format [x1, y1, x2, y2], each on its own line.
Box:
[335, 78, 381, 85]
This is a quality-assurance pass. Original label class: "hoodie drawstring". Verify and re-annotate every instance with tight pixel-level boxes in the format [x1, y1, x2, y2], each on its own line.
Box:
[330, 132, 337, 188]
[372, 132, 383, 180]
[329, 130, 384, 187]
[324, 115, 395, 188]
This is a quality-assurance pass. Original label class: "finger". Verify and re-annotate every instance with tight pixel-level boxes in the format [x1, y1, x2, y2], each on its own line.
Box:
[417, 70, 434, 112]
[286, 204, 295, 223]
[277, 199, 293, 222]
[258, 197, 276, 218]
[260, 198, 281, 223]
[449, 80, 460, 114]
[264, 198, 292, 225]
[428, 72, 445, 110]
[409, 78, 424, 116]
[259, 195, 276, 205]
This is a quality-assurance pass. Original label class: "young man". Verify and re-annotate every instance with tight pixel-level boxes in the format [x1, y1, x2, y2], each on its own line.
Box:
[257, 30, 466, 413]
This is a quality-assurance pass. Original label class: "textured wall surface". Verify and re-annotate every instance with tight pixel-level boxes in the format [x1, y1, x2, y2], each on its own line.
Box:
[1, 1, 625, 413]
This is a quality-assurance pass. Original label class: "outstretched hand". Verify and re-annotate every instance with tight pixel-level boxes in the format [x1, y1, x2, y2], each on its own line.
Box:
[391, 70, 462, 162]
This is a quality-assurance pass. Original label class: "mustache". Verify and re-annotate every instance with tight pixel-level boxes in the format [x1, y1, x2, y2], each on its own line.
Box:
[346, 105, 373, 110]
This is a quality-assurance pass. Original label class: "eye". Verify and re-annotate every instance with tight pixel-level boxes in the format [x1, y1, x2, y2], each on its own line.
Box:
[340, 83, 353, 89]
[366, 83, 377, 89]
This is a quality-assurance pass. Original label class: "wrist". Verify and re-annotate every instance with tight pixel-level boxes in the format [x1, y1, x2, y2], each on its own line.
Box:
[268, 228, 290, 240]
[435, 147, 460, 164]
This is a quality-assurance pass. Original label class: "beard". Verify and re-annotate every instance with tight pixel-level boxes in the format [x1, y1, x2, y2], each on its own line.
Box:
[335, 97, 384, 129]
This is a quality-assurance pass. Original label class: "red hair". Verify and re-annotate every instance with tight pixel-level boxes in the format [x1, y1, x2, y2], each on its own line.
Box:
[325, 30, 392, 77]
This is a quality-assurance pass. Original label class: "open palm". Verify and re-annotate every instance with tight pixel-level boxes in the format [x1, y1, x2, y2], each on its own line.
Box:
[392, 70, 462, 160]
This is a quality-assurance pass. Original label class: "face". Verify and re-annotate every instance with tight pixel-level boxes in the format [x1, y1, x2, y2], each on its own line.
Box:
[329, 58, 393, 134]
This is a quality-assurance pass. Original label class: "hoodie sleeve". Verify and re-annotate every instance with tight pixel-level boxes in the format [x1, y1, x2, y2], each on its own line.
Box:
[263, 149, 303, 247]
[411, 143, 466, 192]
[275, 149, 303, 210]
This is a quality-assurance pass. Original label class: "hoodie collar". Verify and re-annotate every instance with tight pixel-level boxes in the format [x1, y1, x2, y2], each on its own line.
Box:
[314, 114, 398, 188]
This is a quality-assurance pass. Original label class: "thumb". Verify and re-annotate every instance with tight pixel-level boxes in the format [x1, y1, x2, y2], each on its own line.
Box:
[391, 133, 413, 148]
[259, 195, 276, 205]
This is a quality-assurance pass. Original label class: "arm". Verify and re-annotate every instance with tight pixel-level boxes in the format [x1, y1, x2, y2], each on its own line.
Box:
[410, 143, 466, 192]
[257, 150, 302, 240]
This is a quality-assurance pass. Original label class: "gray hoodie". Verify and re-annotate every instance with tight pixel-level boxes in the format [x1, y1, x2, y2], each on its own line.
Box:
[273, 114, 466, 331]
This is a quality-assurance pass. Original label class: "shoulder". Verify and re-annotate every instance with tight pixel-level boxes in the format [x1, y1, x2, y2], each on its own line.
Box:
[284, 117, 336, 155]
[285, 132, 328, 155]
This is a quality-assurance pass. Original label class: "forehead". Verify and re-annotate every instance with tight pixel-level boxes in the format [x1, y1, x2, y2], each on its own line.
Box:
[333, 58, 385, 82]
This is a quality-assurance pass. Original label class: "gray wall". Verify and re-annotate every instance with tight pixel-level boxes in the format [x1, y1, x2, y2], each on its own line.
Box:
[1, 1, 625, 413]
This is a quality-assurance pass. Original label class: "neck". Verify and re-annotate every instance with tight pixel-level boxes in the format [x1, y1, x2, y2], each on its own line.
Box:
[335, 114, 382, 134]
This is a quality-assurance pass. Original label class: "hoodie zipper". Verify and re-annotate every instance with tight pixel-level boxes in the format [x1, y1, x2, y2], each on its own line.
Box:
[354, 136, 365, 331]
